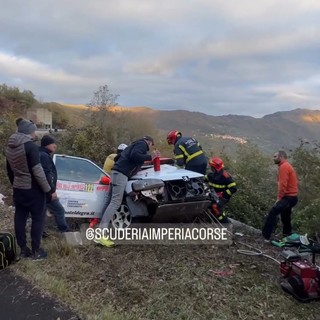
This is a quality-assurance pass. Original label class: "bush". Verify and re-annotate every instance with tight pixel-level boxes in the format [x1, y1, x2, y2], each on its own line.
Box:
[223, 143, 277, 228]
[290, 141, 320, 237]
[292, 199, 320, 238]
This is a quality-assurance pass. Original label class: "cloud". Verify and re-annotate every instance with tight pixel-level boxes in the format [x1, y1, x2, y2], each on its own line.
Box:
[1, 0, 320, 116]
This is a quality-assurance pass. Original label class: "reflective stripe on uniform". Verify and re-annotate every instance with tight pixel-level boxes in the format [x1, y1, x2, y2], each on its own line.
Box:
[227, 182, 236, 188]
[178, 145, 204, 163]
[175, 154, 184, 160]
[187, 150, 204, 162]
[210, 183, 226, 188]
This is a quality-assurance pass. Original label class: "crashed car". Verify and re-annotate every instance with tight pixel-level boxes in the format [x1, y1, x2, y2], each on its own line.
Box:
[53, 155, 211, 228]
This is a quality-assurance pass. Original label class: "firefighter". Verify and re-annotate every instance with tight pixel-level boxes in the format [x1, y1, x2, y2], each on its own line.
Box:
[205, 157, 237, 223]
[166, 130, 207, 174]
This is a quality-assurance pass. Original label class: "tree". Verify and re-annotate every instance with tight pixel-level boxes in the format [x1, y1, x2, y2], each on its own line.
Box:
[60, 84, 161, 166]
[87, 85, 119, 110]
[0, 84, 36, 109]
[85, 84, 120, 129]
[61, 85, 118, 159]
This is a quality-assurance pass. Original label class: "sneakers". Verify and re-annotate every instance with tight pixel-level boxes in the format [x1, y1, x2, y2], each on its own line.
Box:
[20, 246, 32, 258]
[93, 237, 115, 247]
[19, 247, 47, 260]
[32, 248, 48, 261]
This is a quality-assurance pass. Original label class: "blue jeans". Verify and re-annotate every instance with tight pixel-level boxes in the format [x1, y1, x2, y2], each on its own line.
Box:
[47, 199, 70, 232]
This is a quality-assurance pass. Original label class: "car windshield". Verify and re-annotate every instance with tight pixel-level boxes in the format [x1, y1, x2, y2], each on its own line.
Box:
[55, 156, 104, 183]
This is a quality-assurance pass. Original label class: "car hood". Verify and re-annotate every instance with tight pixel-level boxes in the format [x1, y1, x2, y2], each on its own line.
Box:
[130, 164, 204, 181]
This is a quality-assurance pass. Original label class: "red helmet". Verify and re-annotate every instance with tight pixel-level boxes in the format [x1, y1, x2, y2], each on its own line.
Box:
[166, 130, 181, 145]
[209, 157, 224, 172]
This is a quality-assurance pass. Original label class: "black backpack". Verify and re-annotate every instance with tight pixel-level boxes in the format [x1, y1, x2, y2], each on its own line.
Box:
[0, 232, 17, 270]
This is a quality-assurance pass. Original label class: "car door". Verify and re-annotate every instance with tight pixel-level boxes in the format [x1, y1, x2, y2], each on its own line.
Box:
[53, 154, 109, 218]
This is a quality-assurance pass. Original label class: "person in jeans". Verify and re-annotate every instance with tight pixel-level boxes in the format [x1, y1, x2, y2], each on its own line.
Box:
[39, 135, 70, 233]
[262, 150, 298, 241]
[6, 118, 53, 260]
[96, 136, 160, 247]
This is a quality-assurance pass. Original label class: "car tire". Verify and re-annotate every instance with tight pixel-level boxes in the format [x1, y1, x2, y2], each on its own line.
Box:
[111, 203, 132, 228]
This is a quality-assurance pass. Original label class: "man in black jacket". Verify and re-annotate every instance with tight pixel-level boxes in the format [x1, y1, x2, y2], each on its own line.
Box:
[6, 119, 53, 260]
[96, 136, 159, 247]
[39, 135, 70, 232]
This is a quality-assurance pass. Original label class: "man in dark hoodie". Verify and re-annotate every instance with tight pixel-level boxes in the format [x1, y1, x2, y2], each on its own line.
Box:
[39, 135, 70, 232]
[5, 119, 53, 260]
[95, 136, 160, 247]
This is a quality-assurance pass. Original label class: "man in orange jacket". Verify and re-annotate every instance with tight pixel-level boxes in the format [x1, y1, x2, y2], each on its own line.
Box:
[262, 150, 298, 240]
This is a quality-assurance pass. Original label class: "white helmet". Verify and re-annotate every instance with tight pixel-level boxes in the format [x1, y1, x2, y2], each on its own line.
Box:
[117, 143, 128, 151]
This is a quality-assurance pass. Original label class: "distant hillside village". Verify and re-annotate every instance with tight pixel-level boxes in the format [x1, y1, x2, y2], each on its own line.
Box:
[27, 108, 53, 130]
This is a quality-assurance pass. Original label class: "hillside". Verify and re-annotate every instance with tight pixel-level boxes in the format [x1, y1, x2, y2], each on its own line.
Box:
[151, 108, 320, 153]
[1, 204, 318, 320]
[58, 104, 320, 154]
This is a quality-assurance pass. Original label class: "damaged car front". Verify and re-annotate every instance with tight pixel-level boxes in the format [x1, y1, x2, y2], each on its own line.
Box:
[53, 155, 211, 228]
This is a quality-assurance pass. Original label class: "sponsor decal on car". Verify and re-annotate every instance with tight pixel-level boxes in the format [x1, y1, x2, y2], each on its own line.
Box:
[67, 200, 88, 208]
[65, 211, 95, 216]
[57, 181, 95, 193]
[96, 185, 109, 191]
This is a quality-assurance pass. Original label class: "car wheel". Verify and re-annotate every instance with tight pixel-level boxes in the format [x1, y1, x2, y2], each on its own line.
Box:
[111, 203, 132, 228]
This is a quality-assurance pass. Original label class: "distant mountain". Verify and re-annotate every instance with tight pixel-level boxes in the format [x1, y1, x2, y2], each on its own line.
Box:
[132, 107, 320, 154]
[60, 104, 320, 154]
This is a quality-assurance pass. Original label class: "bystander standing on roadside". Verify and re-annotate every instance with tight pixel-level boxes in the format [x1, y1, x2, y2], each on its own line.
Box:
[5, 118, 54, 260]
[39, 135, 70, 233]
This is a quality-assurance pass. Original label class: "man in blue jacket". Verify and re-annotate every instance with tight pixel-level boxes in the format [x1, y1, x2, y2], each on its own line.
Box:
[96, 136, 159, 247]
[39, 135, 70, 233]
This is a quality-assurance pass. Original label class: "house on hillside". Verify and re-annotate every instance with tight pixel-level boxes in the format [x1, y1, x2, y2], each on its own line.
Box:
[27, 108, 52, 129]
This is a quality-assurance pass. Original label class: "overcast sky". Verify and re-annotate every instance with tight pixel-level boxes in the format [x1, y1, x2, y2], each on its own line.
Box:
[1, 0, 320, 117]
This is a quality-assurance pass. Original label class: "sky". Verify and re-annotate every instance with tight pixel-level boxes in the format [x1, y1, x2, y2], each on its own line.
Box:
[1, 0, 320, 117]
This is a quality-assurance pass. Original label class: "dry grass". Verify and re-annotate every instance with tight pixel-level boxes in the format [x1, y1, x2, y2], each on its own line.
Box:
[1, 204, 319, 320]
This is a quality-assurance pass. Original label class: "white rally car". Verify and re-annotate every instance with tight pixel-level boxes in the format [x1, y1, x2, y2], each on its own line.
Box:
[53, 155, 211, 228]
